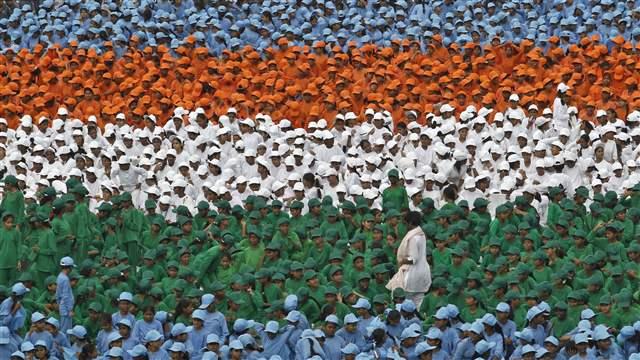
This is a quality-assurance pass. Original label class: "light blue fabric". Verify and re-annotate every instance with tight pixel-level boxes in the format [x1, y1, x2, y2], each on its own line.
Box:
[0, 0, 638, 56]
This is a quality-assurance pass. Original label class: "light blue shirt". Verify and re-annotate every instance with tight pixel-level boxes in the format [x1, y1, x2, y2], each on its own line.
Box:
[0, 298, 25, 335]
[203, 310, 229, 341]
[132, 319, 163, 345]
[336, 328, 367, 351]
[322, 334, 346, 360]
[56, 273, 74, 316]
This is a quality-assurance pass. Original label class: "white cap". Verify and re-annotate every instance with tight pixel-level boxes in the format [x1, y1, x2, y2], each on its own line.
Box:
[440, 104, 454, 112]
[557, 82, 570, 93]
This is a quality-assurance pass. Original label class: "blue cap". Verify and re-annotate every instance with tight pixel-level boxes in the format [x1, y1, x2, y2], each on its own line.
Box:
[341, 343, 359, 355]
[127, 345, 147, 357]
[344, 314, 358, 324]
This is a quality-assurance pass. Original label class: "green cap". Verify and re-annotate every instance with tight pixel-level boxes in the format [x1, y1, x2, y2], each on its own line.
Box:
[326, 207, 339, 217]
[465, 290, 481, 300]
[144, 200, 156, 209]
[467, 271, 483, 281]
[209, 281, 225, 292]
[308, 198, 321, 208]
[392, 288, 406, 298]
[88, 302, 103, 312]
[386, 209, 400, 219]
[227, 293, 246, 305]
[356, 272, 371, 282]
[51, 198, 66, 210]
[574, 186, 590, 198]
[373, 294, 388, 304]
[387, 169, 399, 178]
[421, 198, 435, 209]
[290, 262, 304, 272]
[216, 200, 231, 209]
[473, 198, 489, 208]
[1, 175, 17, 186]
[71, 184, 89, 196]
[373, 264, 389, 274]
[451, 246, 465, 256]
[554, 301, 568, 310]
[303, 270, 318, 281]
[599, 295, 612, 305]
[323, 286, 338, 296]
[289, 201, 304, 209]
[340, 201, 356, 211]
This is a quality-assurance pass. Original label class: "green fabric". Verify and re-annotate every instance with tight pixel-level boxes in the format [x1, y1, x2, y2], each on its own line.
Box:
[382, 185, 409, 211]
[0, 224, 21, 271]
[1, 189, 25, 225]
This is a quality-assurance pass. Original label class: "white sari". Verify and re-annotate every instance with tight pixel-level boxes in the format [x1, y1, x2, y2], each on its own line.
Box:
[386, 226, 431, 293]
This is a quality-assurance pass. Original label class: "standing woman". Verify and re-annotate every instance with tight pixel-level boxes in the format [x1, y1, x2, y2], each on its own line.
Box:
[386, 211, 431, 308]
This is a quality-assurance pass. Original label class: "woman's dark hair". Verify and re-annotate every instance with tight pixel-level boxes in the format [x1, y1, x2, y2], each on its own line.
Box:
[405, 211, 422, 228]
[442, 185, 458, 202]
[386, 310, 401, 323]
[78, 343, 97, 360]
[100, 312, 112, 326]
[174, 299, 193, 322]
[302, 173, 315, 184]
[319, 304, 336, 321]
[372, 328, 387, 346]
[142, 305, 156, 315]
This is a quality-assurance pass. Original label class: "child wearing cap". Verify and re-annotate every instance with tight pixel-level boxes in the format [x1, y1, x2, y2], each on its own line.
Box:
[26, 312, 53, 353]
[56, 257, 75, 333]
[0, 213, 21, 285]
[0, 175, 25, 227]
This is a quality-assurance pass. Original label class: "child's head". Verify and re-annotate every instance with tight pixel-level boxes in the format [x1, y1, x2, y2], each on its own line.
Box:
[143, 306, 155, 322]
[220, 253, 233, 268]
[2, 214, 14, 229]
[100, 313, 113, 331]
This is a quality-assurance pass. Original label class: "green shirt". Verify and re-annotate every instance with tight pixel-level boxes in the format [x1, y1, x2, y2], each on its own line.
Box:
[1, 189, 24, 225]
[33, 228, 57, 275]
[382, 185, 409, 211]
[551, 316, 575, 338]
[0, 226, 21, 269]
[239, 241, 265, 271]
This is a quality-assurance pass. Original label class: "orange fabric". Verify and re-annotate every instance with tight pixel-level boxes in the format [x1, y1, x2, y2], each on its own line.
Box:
[0, 38, 637, 128]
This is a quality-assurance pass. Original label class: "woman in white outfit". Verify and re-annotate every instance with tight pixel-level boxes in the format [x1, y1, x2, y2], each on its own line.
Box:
[387, 211, 431, 308]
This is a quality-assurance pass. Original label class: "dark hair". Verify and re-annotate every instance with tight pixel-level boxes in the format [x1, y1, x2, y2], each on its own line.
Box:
[372, 328, 387, 346]
[319, 304, 336, 321]
[442, 185, 458, 202]
[302, 172, 315, 184]
[100, 313, 112, 326]
[142, 306, 156, 314]
[78, 343, 97, 360]
[405, 211, 422, 228]
[174, 299, 193, 322]
[387, 310, 401, 322]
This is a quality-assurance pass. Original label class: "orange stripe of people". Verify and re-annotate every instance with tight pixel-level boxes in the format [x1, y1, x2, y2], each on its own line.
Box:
[0, 35, 637, 128]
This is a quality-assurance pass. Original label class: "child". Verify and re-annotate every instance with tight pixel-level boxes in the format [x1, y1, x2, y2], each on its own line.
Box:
[96, 313, 116, 355]
[111, 292, 135, 330]
[45, 317, 70, 359]
[132, 306, 163, 345]
[26, 312, 53, 351]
